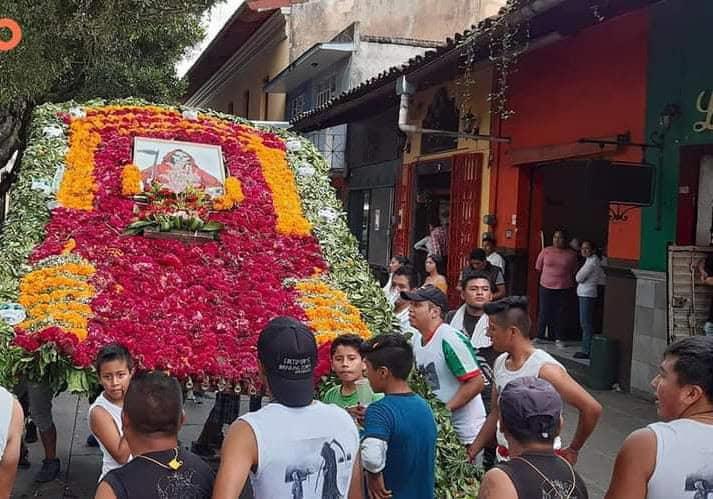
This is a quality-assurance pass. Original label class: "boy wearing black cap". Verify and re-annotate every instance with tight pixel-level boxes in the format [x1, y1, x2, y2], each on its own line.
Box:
[478, 377, 589, 499]
[213, 316, 362, 499]
[401, 285, 486, 448]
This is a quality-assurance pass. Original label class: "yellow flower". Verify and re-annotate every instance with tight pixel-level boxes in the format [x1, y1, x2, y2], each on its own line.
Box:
[121, 164, 143, 196]
[57, 120, 100, 210]
[295, 278, 372, 346]
[17, 257, 96, 342]
[212, 177, 244, 211]
[62, 239, 76, 254]
[243, 134, 311, 236]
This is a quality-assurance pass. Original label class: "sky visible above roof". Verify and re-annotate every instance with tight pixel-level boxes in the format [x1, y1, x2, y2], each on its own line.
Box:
[176, 0, 246, 78]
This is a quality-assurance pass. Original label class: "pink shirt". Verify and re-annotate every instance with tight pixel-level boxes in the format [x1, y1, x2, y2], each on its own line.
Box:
[535, 246, 577, 289]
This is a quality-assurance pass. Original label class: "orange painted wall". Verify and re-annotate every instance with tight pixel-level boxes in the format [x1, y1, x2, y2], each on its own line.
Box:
[492, 8, 650, 263]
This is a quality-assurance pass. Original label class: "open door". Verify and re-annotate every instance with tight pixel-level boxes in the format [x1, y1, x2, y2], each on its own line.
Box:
[447, 153, 483, 306]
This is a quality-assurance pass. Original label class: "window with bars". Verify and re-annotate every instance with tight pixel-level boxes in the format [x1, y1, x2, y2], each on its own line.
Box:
[305, 124, 346, 172]
[290, 93, 306, 121]
[314, 74, 337, 109]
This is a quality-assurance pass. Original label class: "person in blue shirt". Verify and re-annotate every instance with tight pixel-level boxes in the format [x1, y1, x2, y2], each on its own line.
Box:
[360, 334, 437, 499]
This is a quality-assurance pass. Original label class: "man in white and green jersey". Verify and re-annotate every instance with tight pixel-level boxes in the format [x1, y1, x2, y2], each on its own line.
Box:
[401, 285, 487, 445]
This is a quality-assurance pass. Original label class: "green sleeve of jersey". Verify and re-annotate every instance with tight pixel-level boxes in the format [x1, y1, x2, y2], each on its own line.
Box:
[442, 332, 481, 380]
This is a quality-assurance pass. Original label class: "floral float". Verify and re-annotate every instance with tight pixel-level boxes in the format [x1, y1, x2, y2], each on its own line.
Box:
[0, 100, 392, 392]
[0, 100, 478, 497]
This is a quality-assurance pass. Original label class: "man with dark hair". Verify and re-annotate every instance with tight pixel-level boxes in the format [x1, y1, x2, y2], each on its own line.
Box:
[478, 377, 589, 499]
[447, 271, 498, 467]
[360, 334, 436, 499]
[392, 265, 418, 334]
[95, 372, 214, 499]
[213, 316, 362, 499]
[402, 286, 486, 447]
[482, 234, 506, 277]
[468, 297, 601, 465]
[605, 335, 713, 499]
[458, 249, 506, 299]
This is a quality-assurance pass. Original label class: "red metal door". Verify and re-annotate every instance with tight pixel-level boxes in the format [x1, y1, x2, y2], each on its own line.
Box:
[392, 163, 415, 258]
[676, 149, 700, 245]
[447, 153, 483, 307]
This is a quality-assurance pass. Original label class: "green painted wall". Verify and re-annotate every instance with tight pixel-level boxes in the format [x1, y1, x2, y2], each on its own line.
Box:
[640, 0, 713, 271]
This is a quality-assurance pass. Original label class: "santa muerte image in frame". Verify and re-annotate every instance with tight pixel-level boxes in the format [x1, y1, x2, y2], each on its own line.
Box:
[133, 137, 226, 197]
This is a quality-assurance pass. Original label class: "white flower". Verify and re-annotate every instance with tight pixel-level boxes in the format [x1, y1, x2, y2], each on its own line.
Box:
[69, 107, 86, 119]
[182, 109, 199, 121]
[297, 164, 316, 177]
[286, 140, 302, 152]
[0, 303, 26, 326]
[42, 126, 64, 138]
[318, 208, 339, 222]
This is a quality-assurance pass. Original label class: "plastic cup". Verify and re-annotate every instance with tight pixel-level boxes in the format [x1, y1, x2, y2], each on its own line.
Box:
[355, 378, 374, 407]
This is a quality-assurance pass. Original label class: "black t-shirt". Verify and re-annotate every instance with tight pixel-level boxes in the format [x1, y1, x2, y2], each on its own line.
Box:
[102, 448, 214, 499]
[445, 309, 479, 337]
[496, 452, 589, 499]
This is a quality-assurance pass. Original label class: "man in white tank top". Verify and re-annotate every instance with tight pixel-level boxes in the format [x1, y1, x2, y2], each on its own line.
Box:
[467, 296, 602, 465]
[213, 316, 362, 499]
[605, 335, 713, 499]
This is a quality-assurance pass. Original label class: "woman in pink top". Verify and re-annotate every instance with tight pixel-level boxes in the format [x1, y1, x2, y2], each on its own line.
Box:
[535, 229, 578, 347]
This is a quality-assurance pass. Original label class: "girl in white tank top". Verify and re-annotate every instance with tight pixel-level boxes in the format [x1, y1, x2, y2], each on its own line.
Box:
[89, 393, 128, 480]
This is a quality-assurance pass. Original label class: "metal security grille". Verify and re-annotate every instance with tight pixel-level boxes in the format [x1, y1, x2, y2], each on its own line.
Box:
[392, 163, 415, 258]
[305, 125, 346, 172]
[668, 245, 713, 341]
[447, 153, 483, 307]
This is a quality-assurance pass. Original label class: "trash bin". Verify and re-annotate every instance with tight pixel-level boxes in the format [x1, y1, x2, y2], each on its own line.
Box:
[588, 335, 618, 390]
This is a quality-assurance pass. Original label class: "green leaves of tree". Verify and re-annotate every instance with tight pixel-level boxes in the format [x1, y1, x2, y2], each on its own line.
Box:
[0, 0, 221, 106]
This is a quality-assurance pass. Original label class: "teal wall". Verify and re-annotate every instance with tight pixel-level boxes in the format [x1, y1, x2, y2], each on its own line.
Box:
[640, 0, 713, 271]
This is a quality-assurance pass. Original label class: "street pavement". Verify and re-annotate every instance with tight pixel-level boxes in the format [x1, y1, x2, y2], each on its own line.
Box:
[12, 388, 657, 499]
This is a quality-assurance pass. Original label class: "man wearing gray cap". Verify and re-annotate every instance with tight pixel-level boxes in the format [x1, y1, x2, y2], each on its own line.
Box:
[478, 377, 589, 499]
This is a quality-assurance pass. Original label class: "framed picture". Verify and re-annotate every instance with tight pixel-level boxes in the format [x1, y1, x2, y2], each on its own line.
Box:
[132, 137, 226, 197]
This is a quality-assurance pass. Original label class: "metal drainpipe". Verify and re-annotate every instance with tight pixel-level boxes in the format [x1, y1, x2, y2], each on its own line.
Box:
[397, 77, 511, 143]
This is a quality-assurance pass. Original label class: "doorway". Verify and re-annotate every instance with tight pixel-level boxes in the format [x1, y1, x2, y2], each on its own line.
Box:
[412, 163, 451, 286]
[532, 161, 610, 340]
[677, 145, 713, 246]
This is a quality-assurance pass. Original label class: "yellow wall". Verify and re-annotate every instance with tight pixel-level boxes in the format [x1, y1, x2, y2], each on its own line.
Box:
[402, 66, 493, 240]
[205, 37, 289, 121]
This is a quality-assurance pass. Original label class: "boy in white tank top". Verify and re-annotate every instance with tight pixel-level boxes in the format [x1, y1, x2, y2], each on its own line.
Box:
[467, 296, 602, 465]
[606, 335, 713, 499]
[89, 343, 135, 481]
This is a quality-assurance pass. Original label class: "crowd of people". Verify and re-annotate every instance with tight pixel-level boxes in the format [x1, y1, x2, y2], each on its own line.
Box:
[0, 233, 710, 498]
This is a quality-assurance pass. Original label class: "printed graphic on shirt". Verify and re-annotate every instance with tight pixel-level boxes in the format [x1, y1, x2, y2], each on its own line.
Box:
[284, 438, 354, 499]
[539, 477, 577, 499]
[421, 362, 440, 391]
[155, 470, 207, 499]
[684, 465, 713, 499]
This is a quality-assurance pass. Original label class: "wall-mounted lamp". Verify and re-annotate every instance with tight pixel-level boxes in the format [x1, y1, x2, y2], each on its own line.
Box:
[659, 104, 680, 131]
[460, 110, 481, 135]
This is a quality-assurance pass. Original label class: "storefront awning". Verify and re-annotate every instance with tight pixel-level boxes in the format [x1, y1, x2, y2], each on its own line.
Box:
[264, 42, 355, 93]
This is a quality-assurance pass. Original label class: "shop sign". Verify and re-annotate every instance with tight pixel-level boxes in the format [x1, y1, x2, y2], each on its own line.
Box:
[694, 90, 713, 133]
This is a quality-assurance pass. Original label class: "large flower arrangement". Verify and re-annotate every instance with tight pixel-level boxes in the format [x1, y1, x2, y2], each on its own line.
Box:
[0, 100, 392, 392]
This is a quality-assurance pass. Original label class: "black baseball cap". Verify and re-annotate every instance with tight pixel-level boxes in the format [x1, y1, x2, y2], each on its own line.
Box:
[499, 377, 563, 441]
[257, 316, 317, 407]
[400, 285, 448, 313]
